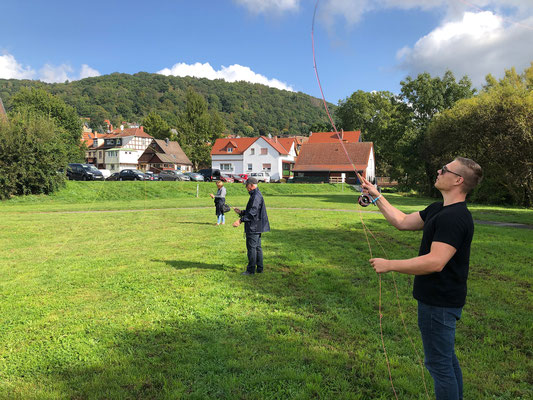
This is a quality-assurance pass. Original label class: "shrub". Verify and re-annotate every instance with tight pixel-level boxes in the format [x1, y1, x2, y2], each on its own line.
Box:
[0, 113, 67, 200]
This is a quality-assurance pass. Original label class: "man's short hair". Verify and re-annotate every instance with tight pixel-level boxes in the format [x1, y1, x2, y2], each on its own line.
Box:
[455, 157, 483, 194]
[245, 177, 258, 185]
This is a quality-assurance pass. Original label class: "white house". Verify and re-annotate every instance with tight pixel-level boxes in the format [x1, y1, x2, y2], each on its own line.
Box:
[84, 126, 154, 170]
[210, 136, 298, 181]
[104, 148, 144, 172]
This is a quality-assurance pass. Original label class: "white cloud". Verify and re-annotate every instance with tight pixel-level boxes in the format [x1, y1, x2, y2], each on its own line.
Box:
[0, 53, 35, 79]
[157, 62, 294, 91]
[39, 63, 74, 83]
[316, 0, 532, 28]
[0, 52, 101, 83]
[396, 11, 533, 86]
[310, 1, 533, 86]
[37, 62, 101, 83]
[234, 0, 300, 14]
[79, 64, 101, 79]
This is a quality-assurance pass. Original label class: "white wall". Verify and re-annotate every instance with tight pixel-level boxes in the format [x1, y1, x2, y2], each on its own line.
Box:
[211, 154, 244, 174]
[211, 138, 296, 181]
[105, 149, 143, 171]
[366, 147, 375, 181]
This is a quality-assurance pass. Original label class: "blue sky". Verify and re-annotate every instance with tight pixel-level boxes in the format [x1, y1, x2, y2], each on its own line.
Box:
[1, 0, 532, 103]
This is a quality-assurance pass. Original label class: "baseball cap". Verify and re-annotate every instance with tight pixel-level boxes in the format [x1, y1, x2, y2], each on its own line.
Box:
[245, 177, 258, 185]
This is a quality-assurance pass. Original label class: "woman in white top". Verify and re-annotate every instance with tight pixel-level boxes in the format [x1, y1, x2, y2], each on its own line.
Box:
[210, 181, 227, 225]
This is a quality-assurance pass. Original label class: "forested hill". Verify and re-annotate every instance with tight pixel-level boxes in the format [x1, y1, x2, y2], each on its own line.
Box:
[0, 72, 333, 136]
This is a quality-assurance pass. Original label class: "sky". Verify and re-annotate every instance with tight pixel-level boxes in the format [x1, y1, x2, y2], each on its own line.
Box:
[1, 0, 532, 103]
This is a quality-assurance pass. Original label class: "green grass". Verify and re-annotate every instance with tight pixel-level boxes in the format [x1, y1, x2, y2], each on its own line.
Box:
[0, 183, 531, 399]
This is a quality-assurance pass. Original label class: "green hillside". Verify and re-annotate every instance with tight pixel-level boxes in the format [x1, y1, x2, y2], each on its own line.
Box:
[0, 73, 334, 136]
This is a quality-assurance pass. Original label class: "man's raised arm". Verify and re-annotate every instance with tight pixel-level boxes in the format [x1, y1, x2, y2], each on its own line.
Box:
[360, 176, 424, 231]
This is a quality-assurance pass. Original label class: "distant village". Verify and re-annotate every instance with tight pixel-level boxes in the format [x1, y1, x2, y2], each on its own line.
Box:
[82, 119, 375, 184]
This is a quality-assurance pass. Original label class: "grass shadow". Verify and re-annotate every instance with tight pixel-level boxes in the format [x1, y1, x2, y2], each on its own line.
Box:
[152, 259, 226, 271]
[50, 314, 386, 399]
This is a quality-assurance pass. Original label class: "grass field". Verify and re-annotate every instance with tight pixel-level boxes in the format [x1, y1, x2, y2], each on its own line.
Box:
[0, 181, 531, 399]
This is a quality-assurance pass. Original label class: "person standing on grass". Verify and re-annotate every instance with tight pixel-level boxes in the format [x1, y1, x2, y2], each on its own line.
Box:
[362, 157, 483, 400]
[210, 180, 226, 226]
[233, 177, 270, 275]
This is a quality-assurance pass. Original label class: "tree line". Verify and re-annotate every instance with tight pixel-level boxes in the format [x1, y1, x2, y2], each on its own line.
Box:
[1, 64, 531, 207]
[334, 64, 533, 207]
[0, 73, 332, 138]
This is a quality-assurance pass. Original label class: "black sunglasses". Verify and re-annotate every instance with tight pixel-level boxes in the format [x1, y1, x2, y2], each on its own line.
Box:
[441, 165, 462, 177]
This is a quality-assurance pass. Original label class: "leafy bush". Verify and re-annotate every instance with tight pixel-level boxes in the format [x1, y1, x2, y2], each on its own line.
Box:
[0, 113, 67, 200]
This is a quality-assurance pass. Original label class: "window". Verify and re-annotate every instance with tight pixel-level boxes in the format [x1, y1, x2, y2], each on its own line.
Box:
[227, 147, 233, 153]
[221, 164, 233, 171]
[283, 163, 291, 170]
[262, 164, 271, 171]
[247, 164, 253, 171]
[261, 148, 268, 155]
[250, 148, 255, 155]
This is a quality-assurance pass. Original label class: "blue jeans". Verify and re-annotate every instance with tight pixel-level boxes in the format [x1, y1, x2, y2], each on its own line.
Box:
[418, 301, 463, 400]
[245, 233, 263, 273]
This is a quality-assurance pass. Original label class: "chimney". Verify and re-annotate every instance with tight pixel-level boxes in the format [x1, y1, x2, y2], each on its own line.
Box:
[165, 138, 169, 145]
[140, 126, 144, 132]
[340, 129, 344, 140]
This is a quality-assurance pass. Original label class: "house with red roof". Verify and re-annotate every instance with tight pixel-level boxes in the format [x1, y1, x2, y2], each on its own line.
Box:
[308, 130, 361, 144]
[292, 141, 375, 184]
[210, 136, 298, 181]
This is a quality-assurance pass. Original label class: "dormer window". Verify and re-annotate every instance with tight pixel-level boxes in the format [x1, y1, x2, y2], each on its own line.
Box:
[227, 147, 233, 153]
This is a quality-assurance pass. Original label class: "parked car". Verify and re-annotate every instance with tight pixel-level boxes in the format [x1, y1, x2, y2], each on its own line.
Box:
[175, 171, 191, 181]
[251, 172, 271, 183]
[185, 172, 205, 181]
[106, 172, 120, 181]
[144, 171, 159, 181]
[67, 163, 105, 181]
[159, 170, 190, 181]
[220, 173, 234, 183]
[118, 169, 148, 181]
[197, 168, 221, 182]
[98, 169, 111, 179]
[239, 173, 249, 180]
[231, 174, 246, 183]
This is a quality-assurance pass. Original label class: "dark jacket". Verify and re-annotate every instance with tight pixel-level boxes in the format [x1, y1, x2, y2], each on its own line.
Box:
[239, 188, 270, 234]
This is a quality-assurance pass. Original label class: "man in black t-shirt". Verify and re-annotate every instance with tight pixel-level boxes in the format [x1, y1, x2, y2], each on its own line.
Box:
[361, 157, 483, 400]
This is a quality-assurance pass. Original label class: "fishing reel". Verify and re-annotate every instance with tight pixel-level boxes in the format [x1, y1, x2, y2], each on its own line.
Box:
[358, 193, 374, 207]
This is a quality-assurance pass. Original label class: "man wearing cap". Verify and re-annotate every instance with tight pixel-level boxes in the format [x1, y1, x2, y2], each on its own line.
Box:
[233, 177, 270, 275]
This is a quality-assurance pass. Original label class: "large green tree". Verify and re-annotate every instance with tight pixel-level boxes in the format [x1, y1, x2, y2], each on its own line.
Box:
[142, 111, 172, 140]
[176, 88, 225, 169]
[10, 88, 84, 162]
[0, 113, 68, 199]
[398, 70, 476, 192]
[335, 90, 411, 177]
[425, 64, 533, 206]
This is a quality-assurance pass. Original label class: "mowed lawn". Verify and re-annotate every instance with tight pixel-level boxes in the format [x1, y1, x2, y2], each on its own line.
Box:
[0, 182, 531, 399]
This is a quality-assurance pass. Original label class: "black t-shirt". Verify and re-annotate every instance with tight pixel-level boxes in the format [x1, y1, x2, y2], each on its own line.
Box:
[413, 201, 474, 308]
